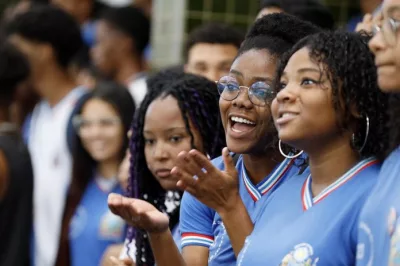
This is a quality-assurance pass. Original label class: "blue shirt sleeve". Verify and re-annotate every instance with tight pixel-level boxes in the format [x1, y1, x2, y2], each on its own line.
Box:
[179, 191, 215, 249]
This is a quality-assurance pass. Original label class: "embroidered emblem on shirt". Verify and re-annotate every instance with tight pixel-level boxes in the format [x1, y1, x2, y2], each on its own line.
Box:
[388, 208, 400, 266]
[99, 210, 125, 240]
[280, 243, 319, 266]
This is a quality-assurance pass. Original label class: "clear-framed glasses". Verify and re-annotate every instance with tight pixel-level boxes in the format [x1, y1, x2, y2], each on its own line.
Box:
[216, 76, 275, 107]
[373, 17, 400, 46]
[72, 115, 121, 136]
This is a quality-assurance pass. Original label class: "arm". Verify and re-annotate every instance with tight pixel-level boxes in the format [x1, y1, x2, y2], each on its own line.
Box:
[173, 148, 253, 257]
[108, 193, 210, 266]
[218, 196, 253, 257]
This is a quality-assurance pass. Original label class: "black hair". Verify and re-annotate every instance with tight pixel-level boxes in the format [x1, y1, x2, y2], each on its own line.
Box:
[146, 65, 186, 93]
[99, 6, 150, 55]
[4, 5, 83, 68]
[239, 13, 322, 59]
[126, 73, 225, 265]
[259, 0, 335, 30]
[275, 31, 389, 161]
[184, 22, 244, 62]
[387, 94, 400, 155]
[0, 40, 30, 106]
[56, 81, 135, 265]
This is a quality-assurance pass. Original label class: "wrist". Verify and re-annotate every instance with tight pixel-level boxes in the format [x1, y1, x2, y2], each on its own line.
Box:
[217, 193, 244, 219]
[148, 228, 171, 240]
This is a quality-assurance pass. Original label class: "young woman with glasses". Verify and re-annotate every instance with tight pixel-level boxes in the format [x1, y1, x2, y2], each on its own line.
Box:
[356, 0, 400, 265]
[108, 13, 320, 266]
[56, 81, 135, 266]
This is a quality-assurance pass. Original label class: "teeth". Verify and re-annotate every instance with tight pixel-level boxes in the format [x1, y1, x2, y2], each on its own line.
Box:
[281, 113, 297, 118]
[231, 116, 256, 125]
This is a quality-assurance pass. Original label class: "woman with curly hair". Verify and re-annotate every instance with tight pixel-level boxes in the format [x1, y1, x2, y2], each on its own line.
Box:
[356, 0, 400, 265]
[236, 31, 389, 265]
[108, 13, 321, 266]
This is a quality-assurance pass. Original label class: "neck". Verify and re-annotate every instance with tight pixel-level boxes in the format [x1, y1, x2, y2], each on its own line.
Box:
[97, 159, 120, 179]
[115, 56, 144, 85]
[242, 149, 284, 185]
[34, 67, 77, 107]
[307, 136, 359, 197]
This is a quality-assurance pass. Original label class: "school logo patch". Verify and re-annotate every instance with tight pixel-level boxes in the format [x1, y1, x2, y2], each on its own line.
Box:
[70, 206, 88, 239]
[388, 207, 400, 266]
[280, 243, 319, 266]
[98, 210, 125, 240]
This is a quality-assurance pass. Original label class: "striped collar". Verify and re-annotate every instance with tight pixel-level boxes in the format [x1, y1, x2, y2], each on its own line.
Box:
[242, 157, 294, 202]
[301, 157, 378, 211]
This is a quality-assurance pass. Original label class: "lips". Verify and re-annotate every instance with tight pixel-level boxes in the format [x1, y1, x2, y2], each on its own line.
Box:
[275, 111, 299, 126]
[228, 114, 256, 138]
[155, 169, 172, 178]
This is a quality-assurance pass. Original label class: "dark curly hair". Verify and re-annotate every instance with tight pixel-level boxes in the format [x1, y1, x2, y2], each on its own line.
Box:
[275, 31, 389, 161]
[4, 5, 82, 68]
[99, 6, 150, 55]
[126, 73, 226, 265]
[387, 94, 400, 155]
[184, 22, 244, 62]
[259, 0, 335, 30]
[239, 13, 321, 59]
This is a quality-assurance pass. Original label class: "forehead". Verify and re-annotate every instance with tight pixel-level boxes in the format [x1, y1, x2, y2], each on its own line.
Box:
[384, 0, 400, 17]
[187, 43, 238, 64]
[231, 49, 276, 78]
[81, 98, 118, 117]
[283, 48, 319, 73]
[144, 95, 186, 130]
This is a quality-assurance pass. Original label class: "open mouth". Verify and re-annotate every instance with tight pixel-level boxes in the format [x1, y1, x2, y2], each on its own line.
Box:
[230, 116, 256, 133]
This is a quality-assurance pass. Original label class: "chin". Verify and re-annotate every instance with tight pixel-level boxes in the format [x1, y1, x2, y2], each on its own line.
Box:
[378, 79, 400, 93]
[226, 139, 252, 155]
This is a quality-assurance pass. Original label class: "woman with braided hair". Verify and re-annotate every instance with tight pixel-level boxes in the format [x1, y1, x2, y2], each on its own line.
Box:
[109, 13, 321, 266]
[109, 72, 226, 266]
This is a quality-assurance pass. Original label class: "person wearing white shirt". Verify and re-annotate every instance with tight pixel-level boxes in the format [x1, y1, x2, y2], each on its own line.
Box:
[5, 5, 87, 266]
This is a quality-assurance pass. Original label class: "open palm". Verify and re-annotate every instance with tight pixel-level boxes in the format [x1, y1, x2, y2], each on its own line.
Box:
[108, 193, 169, 233]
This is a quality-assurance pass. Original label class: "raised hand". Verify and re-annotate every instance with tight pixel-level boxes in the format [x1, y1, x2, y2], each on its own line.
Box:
[171, 147, 240, 214]
[108, 193, 169, 233]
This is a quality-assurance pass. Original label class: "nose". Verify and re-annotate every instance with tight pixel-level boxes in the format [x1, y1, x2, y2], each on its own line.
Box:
[369, 30, 386, 54]
[153, 141, 169, 160]
[232, 87, 253, 109]
[276, 84, 296, 103]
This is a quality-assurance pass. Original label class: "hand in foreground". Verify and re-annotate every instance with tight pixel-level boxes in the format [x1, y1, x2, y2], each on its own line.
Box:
[171, 147, 239, 214]
[108, 193, 169, 233]
[108, 257, 135, 266]
[355, 12, 382, 34]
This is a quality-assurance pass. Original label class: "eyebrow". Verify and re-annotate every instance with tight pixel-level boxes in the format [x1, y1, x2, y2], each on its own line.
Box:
[230, 69, 273, 83]
[297, 67, 321, 74]
[387, 6, 400, 17]
[143, 127, 187, 134]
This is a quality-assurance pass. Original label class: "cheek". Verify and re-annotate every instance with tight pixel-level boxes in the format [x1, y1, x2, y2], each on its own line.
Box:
[219, 98, 229, 129]
[270, 99, 279, 122]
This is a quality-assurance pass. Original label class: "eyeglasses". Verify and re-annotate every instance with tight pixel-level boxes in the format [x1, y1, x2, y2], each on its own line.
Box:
[373, 17, 400, 46]
[216, 76, 275, 107]
[72, 115, 121, 135]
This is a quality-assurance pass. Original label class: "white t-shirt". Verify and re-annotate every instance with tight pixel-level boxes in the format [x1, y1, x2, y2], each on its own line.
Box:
[128, 75, 147, 107]
[29, 87, 86, 266]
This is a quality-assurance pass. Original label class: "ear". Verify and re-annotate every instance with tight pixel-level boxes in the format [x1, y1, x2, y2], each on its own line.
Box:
[349, 103, 361, 119]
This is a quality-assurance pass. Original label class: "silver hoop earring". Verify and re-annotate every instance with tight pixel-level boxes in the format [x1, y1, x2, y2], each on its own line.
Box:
[278, 140, 303, 159]
[352, 115, 370, 153]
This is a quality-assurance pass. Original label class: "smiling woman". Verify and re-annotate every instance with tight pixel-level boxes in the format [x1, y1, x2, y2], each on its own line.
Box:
[108, 13, 321, 266]
[56, 81, 135, 266]
[236, 31, 389, 266]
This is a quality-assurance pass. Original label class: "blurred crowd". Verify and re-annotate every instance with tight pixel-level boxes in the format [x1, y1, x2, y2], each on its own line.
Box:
[0, 0, 386, 266]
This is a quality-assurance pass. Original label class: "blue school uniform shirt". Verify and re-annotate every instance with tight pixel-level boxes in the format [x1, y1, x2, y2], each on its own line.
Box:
[180, 154, 302, 266]
[356, 148, 400, 266]
[237, 157, 379, 266]
[69, 176, 126, 266]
